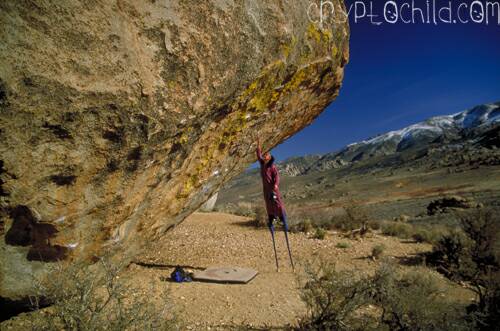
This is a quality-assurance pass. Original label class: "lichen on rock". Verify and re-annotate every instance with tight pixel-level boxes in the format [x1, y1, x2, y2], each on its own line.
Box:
[0, 0, 349, 299]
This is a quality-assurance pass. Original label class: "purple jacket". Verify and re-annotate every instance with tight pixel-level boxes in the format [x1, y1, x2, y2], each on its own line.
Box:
[256, 146, 286, 218]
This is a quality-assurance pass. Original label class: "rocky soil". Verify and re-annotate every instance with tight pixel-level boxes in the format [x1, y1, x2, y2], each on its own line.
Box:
[128, 212, 450, 329]
[1, 211, 475, 330]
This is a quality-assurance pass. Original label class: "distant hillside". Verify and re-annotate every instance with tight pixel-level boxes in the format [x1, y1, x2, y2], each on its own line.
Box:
[277, 155, 322, 176]
[269, 101, 500, 177]
[310, 102, 500, 173]
[220, 101, 500, 201]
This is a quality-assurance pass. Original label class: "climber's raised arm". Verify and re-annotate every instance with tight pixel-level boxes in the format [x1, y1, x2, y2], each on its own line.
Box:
[256, 137, 264, 164]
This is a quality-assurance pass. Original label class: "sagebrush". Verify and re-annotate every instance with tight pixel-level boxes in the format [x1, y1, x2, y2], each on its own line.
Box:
[296, 262, 470, 331]
[27, 256, 179, 331]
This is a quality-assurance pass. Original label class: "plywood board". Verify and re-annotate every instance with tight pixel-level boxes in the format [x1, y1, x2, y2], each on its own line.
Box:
[192, 266, 258, 284]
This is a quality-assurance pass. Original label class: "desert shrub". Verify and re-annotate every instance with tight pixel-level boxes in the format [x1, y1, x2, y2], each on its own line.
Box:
[252, 204, 268, 227]
[287, 205, 310, 233]
[427, 230, 469, 279]
[456, 209, 500, 330]
[336, 242, 350, 249]
[215, 203, 268, 228]
[297, 262, 375, 331]
[412, 229, 431, 243]
[296, 262, 469, 331]
[233, 202, 256, 217]
[393, 214, 411, 222]
[369, 265, 468, 331]
[214, 203, 251, 216]
[302, 219, 314, 233]
[312, 208, 340, 229]
[427, 208, 500, 330]
[328, 204, 368, 232]
[381, 221, 414, 239]
[313, 228, 326, 240]
[286, 204, 376, 237]
[216, 202, 263, 219]
[287, 206, 332, 233]
[412, 227, 444, 244]
[371, 244, 386, 260]
[367, 220, 381, 230]
[287, 204, 372, 234]
[289, 218, 314, 233]
[27, 256, 179, 331]
[328, 215, 355, 231]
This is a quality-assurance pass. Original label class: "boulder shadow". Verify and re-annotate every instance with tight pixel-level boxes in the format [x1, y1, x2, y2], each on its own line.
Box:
[230, 220, 259, 228]
[133, 261, 205, 271]
[5, 205, 67, 262]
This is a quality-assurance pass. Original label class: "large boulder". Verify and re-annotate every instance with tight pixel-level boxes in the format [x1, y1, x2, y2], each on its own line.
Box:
[0, 0, 349, 298]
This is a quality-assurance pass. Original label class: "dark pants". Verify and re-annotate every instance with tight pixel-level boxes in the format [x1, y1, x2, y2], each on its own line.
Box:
[268, 213, 289, 232]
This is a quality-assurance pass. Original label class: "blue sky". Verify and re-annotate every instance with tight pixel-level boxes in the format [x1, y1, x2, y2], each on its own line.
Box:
[271, 0, 500, 161]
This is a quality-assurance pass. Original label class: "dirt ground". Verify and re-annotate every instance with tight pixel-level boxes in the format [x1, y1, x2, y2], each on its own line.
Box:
[127, 212, 441, 330]
[1, 212, 475, 330]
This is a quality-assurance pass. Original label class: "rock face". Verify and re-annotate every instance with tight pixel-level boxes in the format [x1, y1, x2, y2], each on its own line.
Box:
[0, 0, 349, 298]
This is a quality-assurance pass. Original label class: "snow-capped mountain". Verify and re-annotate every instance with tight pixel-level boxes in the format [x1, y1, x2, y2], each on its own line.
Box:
[355, 102, 499, 147]
[264, 102, 500, 176]
[297, 101, 500, 174]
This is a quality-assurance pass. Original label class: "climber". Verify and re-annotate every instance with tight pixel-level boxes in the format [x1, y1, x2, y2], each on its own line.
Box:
[256, 137, 295, 272]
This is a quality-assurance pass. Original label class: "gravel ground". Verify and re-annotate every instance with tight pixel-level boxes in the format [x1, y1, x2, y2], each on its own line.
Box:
[1, 212, 474, 331]
[130, 212, 434, 330]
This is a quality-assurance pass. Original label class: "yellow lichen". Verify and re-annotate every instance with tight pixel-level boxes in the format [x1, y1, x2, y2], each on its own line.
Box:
[167, 80, 176, 89]
[179, 127, 193, 144]
[244, 61, 287, 113]
[249, 89, 274, 113]
[177, 177, 193, 199]
[307, 23, 333, 44]
[179, 133, 188, 144]
[307, 23, 322, 43]
[242, 81, 258, 98]
[177, 54, 323, 202]
[323, 29, 333, 40]
[332, 45, 338, 58]
[280, 35, 297, 59]
[176, 104, 254, 201]
[283, 67, 309, 94]
[174, 27, 338, 204]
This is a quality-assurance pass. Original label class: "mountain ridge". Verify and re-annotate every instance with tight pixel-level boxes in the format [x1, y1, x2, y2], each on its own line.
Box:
[274, 101, 500, 176]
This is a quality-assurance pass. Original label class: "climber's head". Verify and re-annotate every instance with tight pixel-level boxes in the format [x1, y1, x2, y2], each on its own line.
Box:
[263, 151, 272, 164]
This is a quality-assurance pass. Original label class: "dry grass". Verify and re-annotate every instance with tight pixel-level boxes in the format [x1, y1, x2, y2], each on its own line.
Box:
[371, 244, 386, 260]
[26, 254, 180, 331]
[296, 262, 470, 331]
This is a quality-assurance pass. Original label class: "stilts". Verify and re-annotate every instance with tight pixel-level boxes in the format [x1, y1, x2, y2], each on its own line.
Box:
[268, 217, 295, 272]
[269, 224, 279, 272]
[284, 227, 295, 271]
